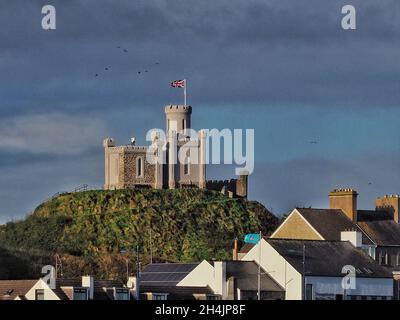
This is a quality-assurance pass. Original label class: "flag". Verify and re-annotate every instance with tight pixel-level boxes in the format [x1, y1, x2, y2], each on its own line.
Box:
[244, 233, 261, 244]
[171, 79, 186, 88]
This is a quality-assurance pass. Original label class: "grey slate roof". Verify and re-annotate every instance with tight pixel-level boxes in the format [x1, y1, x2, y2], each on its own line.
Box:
[267, 239, 393, 278]
[296, 208, 374, 245]
[56, 278, 126, 300]
[357, 210, 400, 246]
[140, 263, 200, 286]
[225, 261, 284, 292]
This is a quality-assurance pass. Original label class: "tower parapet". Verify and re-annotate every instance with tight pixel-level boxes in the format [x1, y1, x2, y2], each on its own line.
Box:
[165, 104, 192, 133]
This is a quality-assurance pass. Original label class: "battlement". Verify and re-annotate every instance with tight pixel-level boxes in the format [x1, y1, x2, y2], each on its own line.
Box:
[165, 104, 192, 114]
[330, 188, 358, 195]
[104, 103, 249, 199]
[106, 145, 148, 152]
[378, 194, 400, 199]
[103, 138, 115, 148]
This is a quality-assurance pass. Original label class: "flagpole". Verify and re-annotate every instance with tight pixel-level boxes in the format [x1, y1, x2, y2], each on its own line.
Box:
[258, 230, 261, 301]
[184, 79, 187, 106]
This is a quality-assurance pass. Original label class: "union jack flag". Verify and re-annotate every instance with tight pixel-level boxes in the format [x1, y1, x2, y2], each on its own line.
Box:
[171, 79, 186, 88]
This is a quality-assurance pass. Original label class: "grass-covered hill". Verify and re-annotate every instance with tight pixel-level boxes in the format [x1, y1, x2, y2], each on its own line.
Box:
[0, 189, 278, 281]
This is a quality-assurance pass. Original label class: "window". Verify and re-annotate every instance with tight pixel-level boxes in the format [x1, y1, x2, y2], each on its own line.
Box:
[182, 119, 186, 130]
[184, 158, 190, 175]
[136, 157, 144, 177]
[152, 293, 168, 300]
[114, 288, 130, 301]
[379, 251, 387, 265]
[35, 289, 44, 300]
[305, 284, 313, 300]
[206, 295, 221, 300]
[73, 288, 88, 300]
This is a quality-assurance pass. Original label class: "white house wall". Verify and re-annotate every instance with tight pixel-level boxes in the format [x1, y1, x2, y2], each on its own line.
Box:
[241, 239, 303, 300]
[24, 279, 60, 300]
[306, 276, 393, 298]
[177, 260, 216, 291]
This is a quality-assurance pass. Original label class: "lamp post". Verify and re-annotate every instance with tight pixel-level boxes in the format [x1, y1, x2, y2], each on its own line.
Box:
[121, 245, 141, 301]
[258, 231, 262, 301]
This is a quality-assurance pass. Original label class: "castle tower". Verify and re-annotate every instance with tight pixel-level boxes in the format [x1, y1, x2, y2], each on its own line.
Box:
[165, 105, 192, 133]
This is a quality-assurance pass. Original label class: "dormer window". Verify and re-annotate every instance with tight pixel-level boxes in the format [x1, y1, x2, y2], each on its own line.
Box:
[152, 293, 168, 300]
[379, 251, 388, 265]
[114, 288, 130, 300]
[73, 288, 88, 300]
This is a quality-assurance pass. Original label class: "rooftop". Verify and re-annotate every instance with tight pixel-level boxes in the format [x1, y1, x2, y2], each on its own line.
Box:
[140, 263, 200, 286]
[267, 238, 393, 278]
[295, 208, 373, 245]
[0, 280, 37, 300]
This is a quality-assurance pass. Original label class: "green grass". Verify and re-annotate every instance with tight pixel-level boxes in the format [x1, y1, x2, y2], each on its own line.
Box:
[0, 189, 278, 281]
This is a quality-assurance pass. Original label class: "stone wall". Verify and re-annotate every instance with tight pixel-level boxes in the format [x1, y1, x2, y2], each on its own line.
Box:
[120, 150, 156, 188]
[206, 179, 237, 194]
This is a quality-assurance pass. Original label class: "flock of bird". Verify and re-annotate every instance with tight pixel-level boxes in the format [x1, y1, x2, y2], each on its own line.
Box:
[94, 46, 160, 78]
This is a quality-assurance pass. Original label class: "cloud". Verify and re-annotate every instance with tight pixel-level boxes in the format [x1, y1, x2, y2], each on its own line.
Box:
[249, 153, 400, 215]
[0, 114, 107, 156]
[0, 0, 399, 222]
[0, 151, 104, 224]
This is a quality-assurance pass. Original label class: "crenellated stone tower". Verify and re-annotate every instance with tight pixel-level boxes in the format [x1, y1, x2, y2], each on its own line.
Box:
[103, 104, 247, 198]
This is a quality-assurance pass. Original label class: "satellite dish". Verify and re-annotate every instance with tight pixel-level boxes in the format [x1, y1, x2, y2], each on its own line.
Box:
[130, 137, 136, 145]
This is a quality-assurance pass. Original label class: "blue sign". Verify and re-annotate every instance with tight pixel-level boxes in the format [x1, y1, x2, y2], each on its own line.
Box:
[244, 233, 261, 244]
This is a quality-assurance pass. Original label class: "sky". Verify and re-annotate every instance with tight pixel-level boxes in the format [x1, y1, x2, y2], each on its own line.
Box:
[0, 0, 399, 223]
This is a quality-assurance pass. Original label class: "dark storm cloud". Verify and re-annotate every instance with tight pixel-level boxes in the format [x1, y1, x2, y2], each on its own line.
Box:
[250, 152, 400, 215]
[0, 0, 399, 119]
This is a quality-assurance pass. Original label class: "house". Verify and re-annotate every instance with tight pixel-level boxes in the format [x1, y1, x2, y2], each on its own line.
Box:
[0, 276, 130, 300]
[137, 260, 285, 300]
[270, 188, 400, 271]
[241, 237, 394, 300]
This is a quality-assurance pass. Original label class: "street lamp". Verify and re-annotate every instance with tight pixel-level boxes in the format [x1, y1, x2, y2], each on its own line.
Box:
[120, 245, 141, 301]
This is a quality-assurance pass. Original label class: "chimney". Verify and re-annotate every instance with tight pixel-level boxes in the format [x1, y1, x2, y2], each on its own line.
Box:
[127, 276, 138, 300]
[214, 262, 227, 299]
[376, 195, 400, 223]
[329, 188, 358, 222]
[236, 171, 248, 198]
[232, 238, 238, 261]
[82, 276, 94, 300]
[341, 230, 362, 248]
